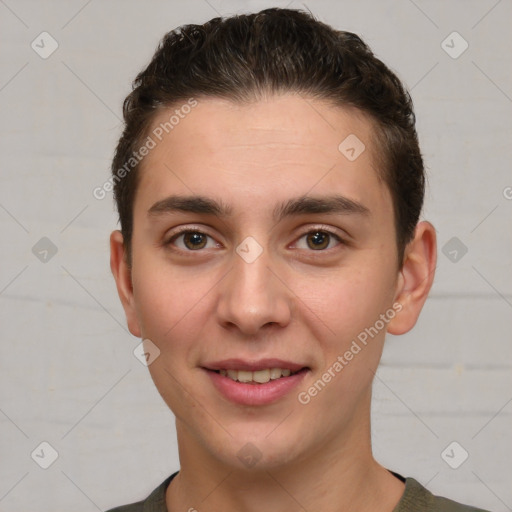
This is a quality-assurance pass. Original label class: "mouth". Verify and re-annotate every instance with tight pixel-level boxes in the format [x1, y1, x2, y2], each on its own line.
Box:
[210, 367, 303, 384]
[202, 359, 310, 405]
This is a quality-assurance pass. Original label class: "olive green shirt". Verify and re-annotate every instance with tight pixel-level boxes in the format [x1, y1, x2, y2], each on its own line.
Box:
[106, 471, 491, 512]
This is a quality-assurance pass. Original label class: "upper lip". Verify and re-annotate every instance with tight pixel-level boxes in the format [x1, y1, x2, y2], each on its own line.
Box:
[203, 358, 307, 372]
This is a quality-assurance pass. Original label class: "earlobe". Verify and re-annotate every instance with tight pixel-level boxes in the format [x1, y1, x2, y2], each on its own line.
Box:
[109, 230, 142, 338]
[387, 221, 437, 336]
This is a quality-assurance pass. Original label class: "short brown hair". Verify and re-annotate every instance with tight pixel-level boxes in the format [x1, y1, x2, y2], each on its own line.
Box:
[111, 7, 425, 268]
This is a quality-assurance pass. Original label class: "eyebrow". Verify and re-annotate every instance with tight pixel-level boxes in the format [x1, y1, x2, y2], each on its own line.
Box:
[147, 194, 371, 222]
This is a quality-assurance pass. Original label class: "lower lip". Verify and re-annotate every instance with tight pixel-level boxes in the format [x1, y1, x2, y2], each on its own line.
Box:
[205, 368, 309, 406]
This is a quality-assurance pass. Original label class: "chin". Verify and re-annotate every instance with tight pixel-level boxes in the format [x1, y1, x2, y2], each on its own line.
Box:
[194, 420, 308, 472]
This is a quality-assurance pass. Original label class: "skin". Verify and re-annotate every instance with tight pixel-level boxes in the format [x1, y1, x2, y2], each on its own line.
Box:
[110, 94, 437, 512]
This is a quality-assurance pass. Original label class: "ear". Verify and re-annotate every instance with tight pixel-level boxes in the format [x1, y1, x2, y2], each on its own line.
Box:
[387, 221, 437, 335]
[110, 230, 142, 338]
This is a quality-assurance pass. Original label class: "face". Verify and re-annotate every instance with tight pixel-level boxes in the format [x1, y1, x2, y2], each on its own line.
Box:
[113, 94, 414, 471]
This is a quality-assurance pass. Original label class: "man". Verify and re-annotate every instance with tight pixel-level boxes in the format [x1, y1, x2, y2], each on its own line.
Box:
[107, 7, 490, 512]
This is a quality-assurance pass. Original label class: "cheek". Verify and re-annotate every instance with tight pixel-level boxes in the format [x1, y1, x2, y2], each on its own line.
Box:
[299, 271, 390, 414]
[301, 265, 391, 342]
[130, 262, 217, 409]
[131, 257, 215, 346]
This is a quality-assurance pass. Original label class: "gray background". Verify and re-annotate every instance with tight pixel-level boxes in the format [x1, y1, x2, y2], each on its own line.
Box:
[0, 0, 511, 510]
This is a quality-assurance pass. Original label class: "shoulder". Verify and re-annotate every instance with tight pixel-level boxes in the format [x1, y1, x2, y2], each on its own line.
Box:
[396, 477, 492, 512]
[105, 502, 144, 512]
[104, 472, 177, 512]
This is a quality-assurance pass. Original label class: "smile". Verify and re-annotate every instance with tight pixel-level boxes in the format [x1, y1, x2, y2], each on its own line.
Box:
[203, 359, 310, 405]
[214, 368, 298, 384]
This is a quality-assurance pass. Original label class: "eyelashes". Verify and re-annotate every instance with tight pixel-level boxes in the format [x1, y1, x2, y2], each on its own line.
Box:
[164, 226, 346, 254]
[168, 229, 219, 251]
[293, 230, 343, 251]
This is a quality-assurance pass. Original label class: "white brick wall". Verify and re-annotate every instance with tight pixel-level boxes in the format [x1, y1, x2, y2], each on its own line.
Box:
[1, 1, 510, 510]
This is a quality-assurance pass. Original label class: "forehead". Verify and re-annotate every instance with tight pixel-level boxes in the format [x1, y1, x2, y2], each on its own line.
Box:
[134, 94, 391, 222]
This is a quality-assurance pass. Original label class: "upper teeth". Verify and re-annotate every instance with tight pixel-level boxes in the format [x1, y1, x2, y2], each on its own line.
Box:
[219, 368, 292, 383]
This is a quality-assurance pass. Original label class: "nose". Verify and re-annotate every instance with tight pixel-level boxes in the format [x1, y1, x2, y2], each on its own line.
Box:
[215, 246, 292, 337]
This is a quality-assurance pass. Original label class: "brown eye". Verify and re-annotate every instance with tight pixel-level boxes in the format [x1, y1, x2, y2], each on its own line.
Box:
[306, 231, 331, 250]
[168, 230, 217, 251]
[183, 232, 208, 250]
[294, 229, 343, 252]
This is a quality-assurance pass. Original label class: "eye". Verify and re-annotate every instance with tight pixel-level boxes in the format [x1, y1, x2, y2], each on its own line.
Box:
[164, 227, 344, 253]
[294, 229, 343, 251]
[166, 230, 219, 251]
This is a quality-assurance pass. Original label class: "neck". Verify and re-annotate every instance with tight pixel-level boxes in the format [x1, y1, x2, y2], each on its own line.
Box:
[166, 396, 404, 512]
